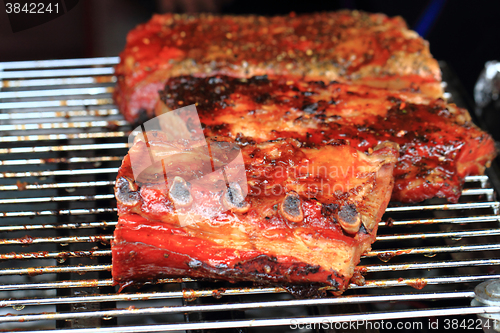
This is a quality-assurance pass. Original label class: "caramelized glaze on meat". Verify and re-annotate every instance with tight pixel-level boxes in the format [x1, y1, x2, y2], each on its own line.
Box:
[157, 75, 496, 203]
[113, 134, 399, 293]
[112, 10, 495, 296]
[114, 11, 442, 122]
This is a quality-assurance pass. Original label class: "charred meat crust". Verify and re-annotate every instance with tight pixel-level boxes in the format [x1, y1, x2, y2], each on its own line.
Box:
[113, 137, 399, 294]
[113, 239, 337, 297]
[114, 11, 442, 122]
[156, 75, 496, 203]
[111, 10, 495, 297]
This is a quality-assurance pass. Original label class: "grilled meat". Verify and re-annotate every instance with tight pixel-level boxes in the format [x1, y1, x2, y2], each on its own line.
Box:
[157, 75, 496, 203]
[112, 10, 495, 296]
[113, 133, 399, 293]
[114, 11, 442, 123]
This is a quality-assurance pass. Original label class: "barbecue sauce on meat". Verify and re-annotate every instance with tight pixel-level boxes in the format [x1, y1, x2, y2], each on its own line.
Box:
[113, 136, 399, 294]
[114, 11, 442, 122]
[158, 75, 496, 203]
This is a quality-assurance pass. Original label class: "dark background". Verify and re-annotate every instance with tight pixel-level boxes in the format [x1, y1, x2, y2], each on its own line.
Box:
[1, 0, 499, 97]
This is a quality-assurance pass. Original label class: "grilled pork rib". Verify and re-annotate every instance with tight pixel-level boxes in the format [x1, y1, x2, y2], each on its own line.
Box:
[112, 10, 495, 296]
[114, 11, 442, 123]
[157, 75, 496, 203]
[113, 133, 399, 293]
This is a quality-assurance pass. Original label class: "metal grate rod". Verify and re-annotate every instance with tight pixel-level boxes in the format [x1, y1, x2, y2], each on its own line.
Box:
[0, 67, 115, 79]
[0, 168, 119, 179]
[376, 228, 500, 241]
[461, 188, 495, 196]
[365, 243, 500, 257]
[0, 235, 113, 246]
[0, 194, 115, 205]
[363, 258, 500, 272]
[0, 290, 475, 310]
[0, 143, 128, 155]
[2, 274, 499, 292]
[0, 249, 111, 261]
[0, 98, 114, 110]
[0, 56, 119, 69]
[0, 180, 114, 191]
[0, 119, 126, 131]
[0, 221, 117, 232]
[1, 209, 115, 219]
[0, 87, 113, 99]
[357, 274, 500, 289]
[1, 76, 116, 88]
[0, 291, 480, 324]
[0, 131, 127, 143]
[0, 156, 122, 167]
[386, 201, 499, 212]
[0, 109, 119, 120]
[465, 175, 488, 182]
[0, 264, 111, 276]
[7, 306, 500, 333]
[380, 215, 500, 227]
[1, 208, 116, 218]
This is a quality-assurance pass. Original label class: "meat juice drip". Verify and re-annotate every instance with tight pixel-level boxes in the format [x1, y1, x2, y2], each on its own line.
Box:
[377, 252, 395, 262]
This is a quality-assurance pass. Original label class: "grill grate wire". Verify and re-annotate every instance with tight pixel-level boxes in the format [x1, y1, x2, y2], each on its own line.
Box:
[1, 57, 499, 332]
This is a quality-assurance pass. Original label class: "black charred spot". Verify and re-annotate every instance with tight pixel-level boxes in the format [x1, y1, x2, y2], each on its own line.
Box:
[210, 123, 228, 133]
[283, 285, 328, 298]
[249, 75, 269, 82]
[159, 75, 239, 112]
[235, 134, 256, 146]
[254, 93, 271, 104]
[338, 204, 359, 225]
[314, 113, 326, 121]
[387, 96, 403, 104]
[311, 80, 326, 88]
[301, 265, 320, 275]
[303, 102, 319, 114]
[327, 274, 341, 288]
[208, 76, 224, 85]
[327, 115, 342, 121]
[321, 203, 339, 216]
[133, 109, 151, 127]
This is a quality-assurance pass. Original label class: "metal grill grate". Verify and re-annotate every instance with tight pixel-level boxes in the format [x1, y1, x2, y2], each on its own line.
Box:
[1, 57, 500, 332]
